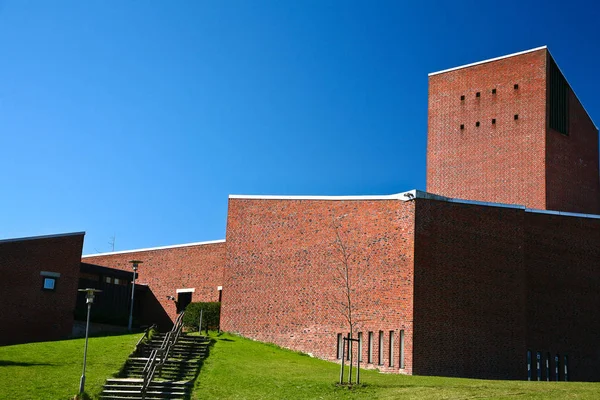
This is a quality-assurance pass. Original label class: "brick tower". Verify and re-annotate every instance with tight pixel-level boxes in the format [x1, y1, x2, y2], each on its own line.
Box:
[427, 46, 600, 214]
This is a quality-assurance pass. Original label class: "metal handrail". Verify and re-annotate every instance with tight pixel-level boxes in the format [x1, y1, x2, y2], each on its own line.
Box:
[141, 312, 185, 399]
[135, 324, 157, 354]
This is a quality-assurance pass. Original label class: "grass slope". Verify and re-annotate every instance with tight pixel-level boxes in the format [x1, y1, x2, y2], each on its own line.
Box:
[194, 332, 600, 399]
[0, 333, 139, 400]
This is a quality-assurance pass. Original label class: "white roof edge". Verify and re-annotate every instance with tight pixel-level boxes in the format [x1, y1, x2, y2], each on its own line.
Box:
[0, 231, 86, 244]
[525, 208, 600, 220]
[229, 191, 414, 201]
[82, 239, 226, 258]
[428, 46, 548, 77]
[230, 189, 600, 220]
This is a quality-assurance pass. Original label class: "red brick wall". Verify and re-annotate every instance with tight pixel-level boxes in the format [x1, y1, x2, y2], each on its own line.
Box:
[525, 212, 600, 381]
[545, 87, 600, 214]
[0, 233, 84, 345]
[81, 241, 226, 327]
[427, 49, 548, 209]
[413, 200, 527, 379]
[222, 198, 416, 373]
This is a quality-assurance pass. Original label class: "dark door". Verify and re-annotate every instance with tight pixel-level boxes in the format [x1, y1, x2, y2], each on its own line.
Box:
[177, 292, 193, 313]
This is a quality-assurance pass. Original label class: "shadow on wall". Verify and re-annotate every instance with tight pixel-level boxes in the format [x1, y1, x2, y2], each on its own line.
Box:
[139, 289, 173, 332]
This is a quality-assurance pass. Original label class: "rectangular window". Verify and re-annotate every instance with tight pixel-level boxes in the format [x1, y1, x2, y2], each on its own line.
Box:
[105, 276, 112, 284]
[40, 271, 60, 291]
[389, 331, 395, 367]
[357, 332, 363, 362]
[368, 332, 373, 363]
[378, 331, 384, 366]
[564, 355, 568, 381]
[336, 334, 342, 359]
[399, 330, 405, 369]
[536, 351, 542, 381]
[114, 278, 120, 285]
[43, 277, 56, 290]
[527, 350, 532, 381]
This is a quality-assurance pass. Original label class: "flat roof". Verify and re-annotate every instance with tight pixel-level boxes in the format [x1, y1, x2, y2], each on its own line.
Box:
[230, 190, 600, 220]
[82, 239, 226, 258]
[0, 231, 85, 244]
[428, 46, 548, 77]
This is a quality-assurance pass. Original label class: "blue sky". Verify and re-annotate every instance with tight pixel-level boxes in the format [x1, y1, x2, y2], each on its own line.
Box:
[1, 0, 598, 254]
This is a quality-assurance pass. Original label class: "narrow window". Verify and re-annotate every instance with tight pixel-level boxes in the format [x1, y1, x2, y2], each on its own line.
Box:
[460, 124, 464, 130]
[346, 332, 351, 360]
[336, 333, 342, 359]
[367, 332, 373, 363]
[475, 121, 480, 127]
[476, 92, 481, 97]
[514, 114, 519, 120]
[514, 83, 519, 90]
[460, 95, 465, 101]
[399, 330, 405, 369]
[389, 331, 395, 367]
[555, 354, 560, 381]
[563, 355, 568, 381]
[546, 352, 551, 381]
[492, 118, 496, 125]
[492, 88, 496, 94]
[527, 350, 532, 381]
[357, 332, 363, 362]
[536, 352, 541, 381]
[378, 331, 384, 366]
[549, 56, 569, 135]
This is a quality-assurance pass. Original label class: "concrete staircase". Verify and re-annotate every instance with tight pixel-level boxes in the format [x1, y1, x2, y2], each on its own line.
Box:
[100, 332, 209, 400]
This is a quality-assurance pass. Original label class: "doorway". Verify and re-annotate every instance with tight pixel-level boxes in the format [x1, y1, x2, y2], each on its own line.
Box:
[176, 291, 193, 313]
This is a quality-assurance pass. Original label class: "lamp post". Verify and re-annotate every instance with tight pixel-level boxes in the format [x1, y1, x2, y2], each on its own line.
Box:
[78, 288, 102, 395]
[128, 260, 143, 331]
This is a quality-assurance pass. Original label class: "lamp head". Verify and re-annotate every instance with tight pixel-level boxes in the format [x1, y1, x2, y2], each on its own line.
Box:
[129, 260, 143, 271]
[78, 288, 102, 304]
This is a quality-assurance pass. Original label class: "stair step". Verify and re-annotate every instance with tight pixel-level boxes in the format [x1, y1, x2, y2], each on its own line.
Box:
[102, 330, 207, 400]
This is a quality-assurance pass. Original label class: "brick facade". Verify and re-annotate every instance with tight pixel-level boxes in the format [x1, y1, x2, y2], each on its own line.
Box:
[427, 47, 599, 214]
[413, 199, 527, 379]
[545, 88, 600, 214]
[524, 211, 600, 381]
[222, 198, 416, 374]
[220, 195, 600, 381]
[81, 240, 226, 328]
[0, 233, 84, 346]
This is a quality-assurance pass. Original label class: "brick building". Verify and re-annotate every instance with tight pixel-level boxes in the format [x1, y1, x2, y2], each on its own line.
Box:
[0, 232, 85, 346]
[3, 46, 598, 381]
[216, 46, 599, 380]
[81, 240, 226, 328]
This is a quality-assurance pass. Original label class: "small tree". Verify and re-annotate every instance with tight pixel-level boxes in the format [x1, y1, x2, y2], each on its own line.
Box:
[331, 216, 363, 385]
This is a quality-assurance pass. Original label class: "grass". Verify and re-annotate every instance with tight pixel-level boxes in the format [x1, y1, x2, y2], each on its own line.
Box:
[0, 333, 140, 400]
[193, 332, 600, 399]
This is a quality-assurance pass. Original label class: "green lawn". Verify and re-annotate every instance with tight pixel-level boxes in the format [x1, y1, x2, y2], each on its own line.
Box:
[3, 332, 599, 399]
[0, 333, 140, 400]
[193, 332, 600, 400]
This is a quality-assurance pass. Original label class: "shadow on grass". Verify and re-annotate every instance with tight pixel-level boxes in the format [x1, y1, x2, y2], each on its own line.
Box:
[0, 360, 53, 367]
[218, 338, 235, 342]
[185, 337, 217, 400]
